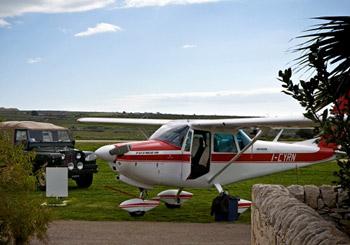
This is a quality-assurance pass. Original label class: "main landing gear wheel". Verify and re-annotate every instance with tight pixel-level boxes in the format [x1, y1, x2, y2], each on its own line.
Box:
[128, 211, 146, 217]
[165, 203, 181, 209]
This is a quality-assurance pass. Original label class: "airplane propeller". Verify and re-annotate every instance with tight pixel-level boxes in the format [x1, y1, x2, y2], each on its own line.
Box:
[95, 144, 131, 162]
[95, 144, 117, 162]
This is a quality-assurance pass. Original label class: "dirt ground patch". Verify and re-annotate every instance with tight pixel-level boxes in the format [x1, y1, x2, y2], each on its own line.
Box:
[31, 221, 251, 245]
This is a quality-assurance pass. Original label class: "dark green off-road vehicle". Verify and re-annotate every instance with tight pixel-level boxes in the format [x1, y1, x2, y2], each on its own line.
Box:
[0, 121, 98, 189]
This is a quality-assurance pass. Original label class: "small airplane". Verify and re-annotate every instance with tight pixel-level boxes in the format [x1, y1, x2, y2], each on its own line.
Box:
[78, 116, 340, 217]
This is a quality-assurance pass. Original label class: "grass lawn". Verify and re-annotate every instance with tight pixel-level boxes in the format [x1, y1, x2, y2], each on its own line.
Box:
[46, 143, 339, 223]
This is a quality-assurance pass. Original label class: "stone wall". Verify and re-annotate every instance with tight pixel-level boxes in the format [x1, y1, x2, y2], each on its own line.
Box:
[251, 184, 350, 245]
[287, 184, 347, 210]
[287, 184, 350, 229]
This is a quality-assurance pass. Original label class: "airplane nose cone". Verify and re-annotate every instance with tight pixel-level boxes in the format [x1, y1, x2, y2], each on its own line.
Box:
[95, 144, 117, 162]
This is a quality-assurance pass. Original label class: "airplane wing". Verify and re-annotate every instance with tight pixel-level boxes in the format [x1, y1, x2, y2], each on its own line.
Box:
[78, 116, 315, 130]
[189, 117, 315, 132]
[77, 117, 172, 126]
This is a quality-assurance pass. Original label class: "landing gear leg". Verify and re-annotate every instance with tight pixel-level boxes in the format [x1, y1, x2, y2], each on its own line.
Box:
[164, 188, 183, 209]
[139, 188, 148, 200]
[214, 183, 224, 194]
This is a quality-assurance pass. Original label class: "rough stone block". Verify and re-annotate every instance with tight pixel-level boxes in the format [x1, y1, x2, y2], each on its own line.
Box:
[287, 185, 305, 202]
[317, 197, 325, 210]
[320, 185, 337, 208]
[338, 188, 350, 206]
[304, 185, 320, 209]
[252, 184, 350, 245]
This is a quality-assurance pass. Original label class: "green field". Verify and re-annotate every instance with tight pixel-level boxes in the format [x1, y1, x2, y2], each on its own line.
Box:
[0, 109, 244, 141]
[2, 110, 336, 223]
[44, 142, 338, 224]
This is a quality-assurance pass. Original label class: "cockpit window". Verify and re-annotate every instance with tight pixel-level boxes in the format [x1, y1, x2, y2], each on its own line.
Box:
[236, 129, 251, 150]
[28, 130, 72, 143]
[214, 133, 237, 153]
[150, 125, 189, 148]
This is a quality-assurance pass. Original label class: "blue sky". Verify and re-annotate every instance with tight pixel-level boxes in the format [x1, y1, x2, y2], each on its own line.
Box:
[0, 0, 349, 116]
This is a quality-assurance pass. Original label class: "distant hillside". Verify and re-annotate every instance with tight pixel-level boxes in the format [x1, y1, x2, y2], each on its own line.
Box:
[0, 109, 251, 140]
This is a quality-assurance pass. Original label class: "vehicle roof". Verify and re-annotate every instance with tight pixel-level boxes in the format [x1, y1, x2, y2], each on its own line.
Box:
[0, 121, 66, 130]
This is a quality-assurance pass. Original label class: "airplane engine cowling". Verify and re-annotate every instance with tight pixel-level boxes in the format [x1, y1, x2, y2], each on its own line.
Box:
[157, 189, 193, 205]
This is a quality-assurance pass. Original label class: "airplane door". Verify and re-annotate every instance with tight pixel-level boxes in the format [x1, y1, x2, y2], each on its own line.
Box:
[181, 129, 193, 180]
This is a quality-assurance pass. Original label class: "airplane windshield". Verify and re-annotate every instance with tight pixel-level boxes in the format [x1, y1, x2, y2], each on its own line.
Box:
[150, 124, 189, 148]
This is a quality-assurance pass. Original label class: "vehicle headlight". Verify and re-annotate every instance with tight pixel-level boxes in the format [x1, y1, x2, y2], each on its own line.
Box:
[61, 154, 65, 160]
[85, 153, 97, 161]
[68, 162, 74, 170]
[77, 162, 84, 170]
[76, 153, 82, 160]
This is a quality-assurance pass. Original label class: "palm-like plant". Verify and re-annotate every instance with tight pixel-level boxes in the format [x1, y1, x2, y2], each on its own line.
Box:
[297, 17, 350, 76]
[279, 16, 350, 207]
[293, 17, 350, 111]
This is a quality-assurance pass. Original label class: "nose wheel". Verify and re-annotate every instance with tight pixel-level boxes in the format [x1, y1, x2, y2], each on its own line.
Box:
[165, 203, 181, 209]
[119, 188, 160, 217]
[127, 189, 148, 217]
[129, 211, 146, 217]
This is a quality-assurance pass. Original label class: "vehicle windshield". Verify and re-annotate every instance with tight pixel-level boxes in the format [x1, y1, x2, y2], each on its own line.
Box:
[28, 130, 72, 143]
[150, 124, 189, 148]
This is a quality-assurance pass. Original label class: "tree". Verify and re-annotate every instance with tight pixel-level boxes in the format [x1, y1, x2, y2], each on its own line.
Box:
[0, 133, 51, 244]
[279, 16, 350, 201]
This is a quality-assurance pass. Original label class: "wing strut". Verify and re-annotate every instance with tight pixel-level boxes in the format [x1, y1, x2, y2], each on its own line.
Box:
[273, 129, 284, 142]
[208, 129, 263, 184]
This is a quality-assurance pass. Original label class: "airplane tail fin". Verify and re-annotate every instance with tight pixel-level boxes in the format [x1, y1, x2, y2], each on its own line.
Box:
[292, 138, 319, 146]
[293, 137, 339, 150]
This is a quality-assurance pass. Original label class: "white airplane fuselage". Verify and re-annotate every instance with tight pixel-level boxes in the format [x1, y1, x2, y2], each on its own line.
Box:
[96, 122, 336, 190]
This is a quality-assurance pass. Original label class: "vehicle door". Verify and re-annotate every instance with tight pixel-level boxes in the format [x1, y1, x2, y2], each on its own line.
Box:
[181, 129, 193, 180]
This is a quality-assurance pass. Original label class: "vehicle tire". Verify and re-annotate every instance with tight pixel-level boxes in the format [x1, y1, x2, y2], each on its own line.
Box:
[36, 165, 47, 191]
[129, 211, 145, 217]
[75, 173, 93, 188]
[165, 203, 181, 209]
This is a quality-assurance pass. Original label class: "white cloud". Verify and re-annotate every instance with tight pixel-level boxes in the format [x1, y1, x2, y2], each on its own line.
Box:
[143, 88, 281, 98]
[182, 44, 197, 49]
[0, 18, 10, 28]
[95, 87, 304, 116]
[74, 23, 122, 37]
[122, 0, 221, 8]
[27, 57, 42, 64]
[0, 0, 115, 27]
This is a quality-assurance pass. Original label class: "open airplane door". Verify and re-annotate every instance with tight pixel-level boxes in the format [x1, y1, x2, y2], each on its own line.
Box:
[181, 129, 193, 180]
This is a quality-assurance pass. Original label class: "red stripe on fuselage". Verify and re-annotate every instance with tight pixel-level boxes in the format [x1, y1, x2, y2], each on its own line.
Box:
[119, 154, 190, 162]
[211, 148, 334, 162]
[117, 148, 334, 163]
[127, 140, 181, 151]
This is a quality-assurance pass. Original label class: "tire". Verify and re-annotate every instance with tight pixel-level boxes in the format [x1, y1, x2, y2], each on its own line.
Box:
[129, 211, 145, 217]
[165, 203, 181, 209]
[75, 173, 93, 188]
